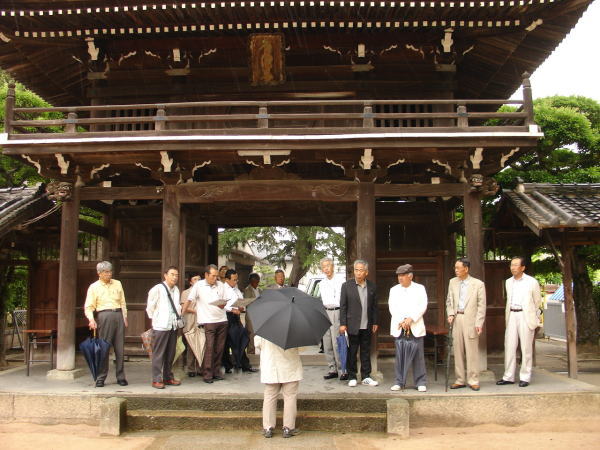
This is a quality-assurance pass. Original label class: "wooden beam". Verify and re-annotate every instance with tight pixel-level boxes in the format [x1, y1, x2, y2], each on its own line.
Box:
[562, 232, 578, 379]
[375, 183, 466, 198]
[464, 190, 484, 280]
[56, 185, 79, 371]
[175, 180, 358, 203]
[161, 185, 180, 272]
[79, 186, 164, 200]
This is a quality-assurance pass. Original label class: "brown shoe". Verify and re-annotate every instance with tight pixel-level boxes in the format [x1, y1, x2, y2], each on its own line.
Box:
[164, 378, 181, 386]
[469, 384, 480, 391]
[152, 381, 165, 389]
[450, 383, 466, 389]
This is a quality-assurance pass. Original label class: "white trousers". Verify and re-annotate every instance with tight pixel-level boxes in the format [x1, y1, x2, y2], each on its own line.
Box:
[323, 309, 344, 374]
[262, 381, 299, 430]
[502, 311, 535, 383]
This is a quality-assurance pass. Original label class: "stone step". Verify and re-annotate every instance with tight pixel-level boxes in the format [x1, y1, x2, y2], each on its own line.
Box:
[126, 409, 386, 432]
[125, 396, 387, 413]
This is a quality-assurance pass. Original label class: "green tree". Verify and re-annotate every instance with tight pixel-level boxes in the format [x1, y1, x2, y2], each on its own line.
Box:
[219, 226, 345, 287]
[495, 96, 600, 345]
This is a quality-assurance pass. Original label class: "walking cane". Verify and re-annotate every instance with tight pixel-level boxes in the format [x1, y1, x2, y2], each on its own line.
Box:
[444, 322, 453, 392]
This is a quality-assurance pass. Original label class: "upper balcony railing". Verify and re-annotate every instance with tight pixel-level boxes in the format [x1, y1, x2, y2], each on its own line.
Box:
[3, 74, 535, 140]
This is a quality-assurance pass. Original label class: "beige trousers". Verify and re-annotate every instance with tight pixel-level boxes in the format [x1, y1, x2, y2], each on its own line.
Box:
[453, 314, 480, 386]
[262, 381, 299, 430]
[502, 311, 535, 383]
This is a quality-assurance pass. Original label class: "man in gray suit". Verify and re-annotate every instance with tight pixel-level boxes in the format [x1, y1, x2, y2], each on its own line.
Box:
[339, 259, 379, 387]
[446, 258, 486, 391]
[497, 257, 542, 387]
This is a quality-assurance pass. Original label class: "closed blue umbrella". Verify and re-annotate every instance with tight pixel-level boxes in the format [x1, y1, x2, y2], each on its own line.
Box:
[336, 333, 348, 373]
[79, 330, 110, 381]
[395, 328, 419, 389]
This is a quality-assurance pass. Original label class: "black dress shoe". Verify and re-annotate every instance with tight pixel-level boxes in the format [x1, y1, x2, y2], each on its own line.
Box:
[95, 380, 105, 387]
[225, 368, 232, 374]
[323, 372, 338, 380]
[339, 373, 349, 381]
[117, 379, 128, 386]
[519, 381, 530, 387]
[213, 375, 225, 381]
[496, 379, 515, 385]
[242, 367, 258, 373]
[187, 372, 196, 377]
[203, 378, 214, 384]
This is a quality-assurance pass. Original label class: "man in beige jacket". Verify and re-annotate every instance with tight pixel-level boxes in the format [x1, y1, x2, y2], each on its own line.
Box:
[497, 257, 542, 387]
[446, 258, 486, 391]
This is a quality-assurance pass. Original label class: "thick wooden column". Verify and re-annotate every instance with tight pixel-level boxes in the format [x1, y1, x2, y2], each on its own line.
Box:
[463, 189, 488, 370]
[161, 185, 181, 272]
[562, 233, 578, 378]
[357, 182, 376, 277]
[56, 185, 79, 371]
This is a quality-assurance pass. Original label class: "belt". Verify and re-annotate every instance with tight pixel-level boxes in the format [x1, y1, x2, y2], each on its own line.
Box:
[325, 307, 340, 311]
[98, 308, 122, 313]
[456, 311, 465, 314]
[510, 308, 523, 312]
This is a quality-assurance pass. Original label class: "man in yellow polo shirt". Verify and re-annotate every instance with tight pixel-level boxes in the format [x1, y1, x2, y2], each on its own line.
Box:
[84, 261, 128, 387]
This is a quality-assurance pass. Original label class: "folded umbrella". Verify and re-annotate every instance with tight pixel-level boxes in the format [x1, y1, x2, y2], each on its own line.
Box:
[336, 333, 349, 373]
[184, 325, 206, 365]
[79, 330, 111, 381]
[394, 328, 419, 389]
[246, 287, 331, 350]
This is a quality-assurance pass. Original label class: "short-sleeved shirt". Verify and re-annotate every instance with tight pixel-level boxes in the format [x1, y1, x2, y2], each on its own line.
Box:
[84, 279, 127, 321]
[188, 279, 227, 324]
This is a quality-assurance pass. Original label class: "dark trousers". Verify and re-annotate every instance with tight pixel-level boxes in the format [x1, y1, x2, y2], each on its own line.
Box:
[347, 328, 372, 380]
[394, 335, 427, 387]
[151, 329, 178, 383]
[202, 321, 228, 381]
[96, 310, 126, 383]
[222, 312, 251, 370]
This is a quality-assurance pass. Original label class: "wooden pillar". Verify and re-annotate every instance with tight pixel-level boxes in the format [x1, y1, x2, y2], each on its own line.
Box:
[357, 182, 379, 375]
[56, 185, 79, 371]
[356, 182, 376, 277]
[562, 233, 578, 378]
[161, 185, 180, 272]
[463, 188, 488, 369]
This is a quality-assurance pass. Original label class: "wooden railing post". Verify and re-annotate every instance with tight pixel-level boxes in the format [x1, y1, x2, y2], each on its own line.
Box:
[155, 107, 166, 131]
[363, 103, 374, 128]
[457, 104, 468, 128]
[258, 105, 268, 128]
[4, 82, 15, 135]
[65, 112, 78, 133]
[522, 72, 534, 126]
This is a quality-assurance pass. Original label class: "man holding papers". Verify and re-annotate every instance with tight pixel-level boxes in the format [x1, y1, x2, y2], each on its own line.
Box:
[188, 264, 228, 383]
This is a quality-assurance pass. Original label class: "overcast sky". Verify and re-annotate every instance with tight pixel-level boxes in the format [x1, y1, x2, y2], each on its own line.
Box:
[523, 1, 600, 101]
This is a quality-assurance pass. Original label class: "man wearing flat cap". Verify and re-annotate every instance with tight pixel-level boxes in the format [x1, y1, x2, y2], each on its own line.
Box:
[388, 264, 428, 391]
[445, 258, 486, 391]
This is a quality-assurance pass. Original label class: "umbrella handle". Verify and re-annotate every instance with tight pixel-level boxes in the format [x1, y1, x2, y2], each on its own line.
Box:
[93, 329, 96, 338]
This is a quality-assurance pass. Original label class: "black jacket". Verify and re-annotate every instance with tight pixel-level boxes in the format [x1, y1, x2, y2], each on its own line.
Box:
[339, 279, 378, 335]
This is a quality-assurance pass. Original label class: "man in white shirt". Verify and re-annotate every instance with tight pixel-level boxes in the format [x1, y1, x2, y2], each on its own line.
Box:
[223, 269, 257, 373]
[497, 257, 542, 387]
[146, 266, 182, 389]
[188, 264, 228, 384]
[388, 264, 428, 392]
[319, 257, 348, 381]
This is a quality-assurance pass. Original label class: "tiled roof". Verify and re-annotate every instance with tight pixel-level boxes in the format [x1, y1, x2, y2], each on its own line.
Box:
[0, 184, 52, 238]
[502, 182, 600, 235]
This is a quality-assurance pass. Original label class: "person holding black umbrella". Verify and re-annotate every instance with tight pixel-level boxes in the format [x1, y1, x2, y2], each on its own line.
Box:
[388, 264, 428, 392]
[84, 261, 128, 388]
[339, 259, 379, 387]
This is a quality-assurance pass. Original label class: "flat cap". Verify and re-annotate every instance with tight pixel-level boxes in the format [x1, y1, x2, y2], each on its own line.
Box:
[396, 264, 413, 274]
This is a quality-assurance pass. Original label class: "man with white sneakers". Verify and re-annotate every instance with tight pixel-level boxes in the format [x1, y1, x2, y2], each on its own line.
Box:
[339, 259, 379, 388]
[388, 264, 428, 392]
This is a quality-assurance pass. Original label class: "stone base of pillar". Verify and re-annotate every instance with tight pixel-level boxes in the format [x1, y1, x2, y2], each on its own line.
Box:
[46, 368, 86, 380]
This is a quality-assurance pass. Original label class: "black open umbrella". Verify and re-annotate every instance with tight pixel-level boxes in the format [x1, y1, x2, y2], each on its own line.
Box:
[394, 328, 419, 390]
[79, 330, 111, 381]
[246, 287, 331, 350]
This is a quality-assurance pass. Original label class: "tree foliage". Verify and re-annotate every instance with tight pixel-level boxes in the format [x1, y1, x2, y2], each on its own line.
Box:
[219, 226, 345, 286]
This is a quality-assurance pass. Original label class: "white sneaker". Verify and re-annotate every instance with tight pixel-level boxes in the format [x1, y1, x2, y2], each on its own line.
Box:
[417, 385, 427, 392]
[390, 385, 401, 391]
[361, 377, 379, 386]
[348, 379, 357, 387]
